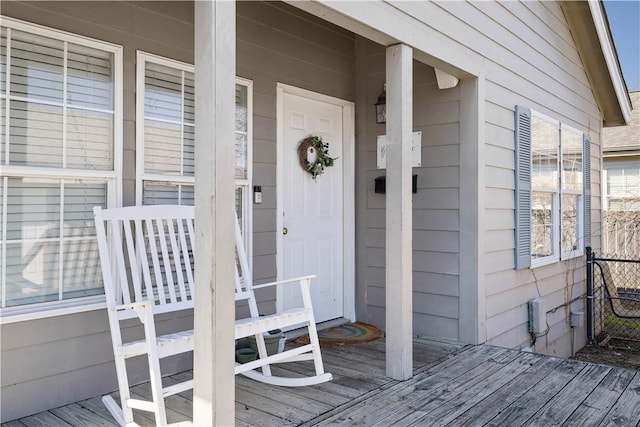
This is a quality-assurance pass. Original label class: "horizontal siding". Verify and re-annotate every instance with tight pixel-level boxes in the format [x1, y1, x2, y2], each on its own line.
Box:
[312, 0, 604, 350]
[373, 0, 604, 355]
[1, 1, 356, 421]
[1, 0, 610, 421]
[356, 40, 461, 341]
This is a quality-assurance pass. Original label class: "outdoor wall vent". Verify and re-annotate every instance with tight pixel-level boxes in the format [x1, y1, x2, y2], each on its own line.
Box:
[528, 298, 545, 335]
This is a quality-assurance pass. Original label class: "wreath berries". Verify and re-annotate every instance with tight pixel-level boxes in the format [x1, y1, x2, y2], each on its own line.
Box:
[297, 136, 337, 180]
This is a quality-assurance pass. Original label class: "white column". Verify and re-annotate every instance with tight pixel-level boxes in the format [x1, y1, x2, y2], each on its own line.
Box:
[458, 75, 485, 344]
[193, 1, 236, 425]
[385, 43, 413, 380]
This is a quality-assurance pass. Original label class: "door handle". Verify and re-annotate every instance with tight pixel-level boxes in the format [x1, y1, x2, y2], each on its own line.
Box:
[283, 227, 288, 235]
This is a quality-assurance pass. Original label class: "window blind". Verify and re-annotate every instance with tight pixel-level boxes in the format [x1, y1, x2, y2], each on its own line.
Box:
[1, 20, 120, 311]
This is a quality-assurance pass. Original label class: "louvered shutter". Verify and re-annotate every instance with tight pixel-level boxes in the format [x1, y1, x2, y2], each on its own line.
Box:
[515, 106, 532, 270]
[583, 135, 591, 248]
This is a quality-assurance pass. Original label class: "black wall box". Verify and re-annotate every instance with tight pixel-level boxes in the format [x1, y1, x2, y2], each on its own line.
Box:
[374, 175, 417, 194]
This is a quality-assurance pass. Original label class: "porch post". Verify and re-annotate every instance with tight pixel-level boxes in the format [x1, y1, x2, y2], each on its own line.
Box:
[193, 1, 236, 425]
[385, 43, 413, 380]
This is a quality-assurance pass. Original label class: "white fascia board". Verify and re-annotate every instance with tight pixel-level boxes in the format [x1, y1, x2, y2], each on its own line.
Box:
[589, 0, 632, 125]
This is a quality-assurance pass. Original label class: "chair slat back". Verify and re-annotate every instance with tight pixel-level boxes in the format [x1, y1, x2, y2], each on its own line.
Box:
[94, 206, 196, 318]
[234, 214, 260, 318]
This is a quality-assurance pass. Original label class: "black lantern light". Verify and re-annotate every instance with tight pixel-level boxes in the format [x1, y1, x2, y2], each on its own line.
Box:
[375, 84, 386, 124]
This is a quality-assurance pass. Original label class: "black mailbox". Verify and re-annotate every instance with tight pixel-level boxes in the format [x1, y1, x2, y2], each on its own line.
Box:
[374, 175, 417, 194]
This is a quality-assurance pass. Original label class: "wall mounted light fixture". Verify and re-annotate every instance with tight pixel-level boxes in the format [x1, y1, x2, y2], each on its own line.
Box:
[375, 84, 386, 124]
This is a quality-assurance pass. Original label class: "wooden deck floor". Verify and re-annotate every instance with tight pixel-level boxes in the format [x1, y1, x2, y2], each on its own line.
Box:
[5, 340, 640, 426]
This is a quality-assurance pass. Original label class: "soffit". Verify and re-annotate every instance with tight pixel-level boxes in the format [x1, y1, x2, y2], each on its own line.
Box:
[561, 1, 632, 127]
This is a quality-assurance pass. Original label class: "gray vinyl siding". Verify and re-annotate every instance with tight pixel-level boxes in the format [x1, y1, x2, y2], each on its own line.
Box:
[355, 39, 461, 340]
[377, 0, 602, 354]
[1, 1, 195, 421]
[236, 0, 355, 313]
[434, 0, 601, 355]
[0, 1, 355, 421]
[1, 0, 609, 420]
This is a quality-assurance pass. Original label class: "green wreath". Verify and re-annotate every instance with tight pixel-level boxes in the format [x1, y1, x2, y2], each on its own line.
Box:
[297, 136, 337, 180]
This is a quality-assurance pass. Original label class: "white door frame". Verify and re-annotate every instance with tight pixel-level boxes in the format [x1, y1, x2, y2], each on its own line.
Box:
[276, 83, 356, 322]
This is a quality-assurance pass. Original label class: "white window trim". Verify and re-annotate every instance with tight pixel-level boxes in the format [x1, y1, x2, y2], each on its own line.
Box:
[518, 108, 588, 269]
[0, 296, 106, 325]
[0, 15, 123, 324]
[135, 51, 195, 206]
[559, 122, 585, 260]
[530, 111, 560, 267]
[602, 158, 640, 211]
[530, 191, 560, 268]
[236, 76, 253, 257]
[560, 193, 584, 260]
[0, 16, 123, 321]
[135, 52, 253, 261]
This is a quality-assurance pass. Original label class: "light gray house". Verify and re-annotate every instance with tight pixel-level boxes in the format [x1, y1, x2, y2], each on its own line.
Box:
[602, 90, 639, 211]
[0, 0, 632, 423]
[601, 90, 639, 257]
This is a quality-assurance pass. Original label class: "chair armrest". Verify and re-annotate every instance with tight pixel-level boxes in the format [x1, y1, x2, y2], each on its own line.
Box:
[251, 275, 316, 290]
[114, 300, 154, 312]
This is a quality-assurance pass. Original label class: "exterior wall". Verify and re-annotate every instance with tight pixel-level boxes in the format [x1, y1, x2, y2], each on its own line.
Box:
[353, 0, 603, 354]
[343, 0, 604, 355]
[602, 91, 640, 212]
[354, 38, 461, 340]
[0, 1, 355, 421]
[601, 91, 640, 256]
[235, 1, 355, 314]
[408, 0, 602, 356]
[1, 1, 196, 420]
[0, 0, 614, 420]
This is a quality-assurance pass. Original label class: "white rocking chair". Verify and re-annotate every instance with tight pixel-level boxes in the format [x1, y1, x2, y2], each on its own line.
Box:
[94, 205, 331, 426]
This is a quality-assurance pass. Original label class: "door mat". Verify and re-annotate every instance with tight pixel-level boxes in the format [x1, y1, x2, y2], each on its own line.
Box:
[295, 322, 383, 346]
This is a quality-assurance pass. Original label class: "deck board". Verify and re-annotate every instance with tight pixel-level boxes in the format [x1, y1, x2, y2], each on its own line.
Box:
[394, 351, 545, 426]
[562, 367, 636, 426]
[486, 358, 589, 425]
[597, 372, 640, 427]
[5, 340, 640, 427]
[49, 403, 118, 427]
[18, 412, 72, 427]
[448, 355, 564, 426]
[524, 363, 612, 426]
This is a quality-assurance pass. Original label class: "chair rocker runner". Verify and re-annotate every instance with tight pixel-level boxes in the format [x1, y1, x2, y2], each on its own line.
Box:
[94, 205, 331, 426]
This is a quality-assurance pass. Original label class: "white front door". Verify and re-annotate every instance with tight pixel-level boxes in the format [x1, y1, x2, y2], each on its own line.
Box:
[278, 88, 350, 323]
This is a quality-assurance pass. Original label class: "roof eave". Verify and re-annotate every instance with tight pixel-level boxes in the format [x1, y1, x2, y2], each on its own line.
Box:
[561, 0, 632, 127]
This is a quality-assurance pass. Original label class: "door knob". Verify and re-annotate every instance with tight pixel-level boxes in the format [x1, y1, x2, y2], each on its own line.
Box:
[283, 227, 288, 235]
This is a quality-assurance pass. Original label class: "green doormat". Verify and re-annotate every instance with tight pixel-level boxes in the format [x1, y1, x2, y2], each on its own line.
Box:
[296, 322, 383, 346]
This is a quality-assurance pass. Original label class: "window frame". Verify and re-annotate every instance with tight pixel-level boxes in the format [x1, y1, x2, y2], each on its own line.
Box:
[559, 123, 584, 260]
[135, 51, 253, 261]
[515, 106, 588, 270]
[0, 16, 123, 322]
[530, 111, 561, 267]
[603, 158, 640, 211]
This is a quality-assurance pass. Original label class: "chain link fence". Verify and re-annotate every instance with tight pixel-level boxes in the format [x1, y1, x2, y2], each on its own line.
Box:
[588, 248, 640, 344]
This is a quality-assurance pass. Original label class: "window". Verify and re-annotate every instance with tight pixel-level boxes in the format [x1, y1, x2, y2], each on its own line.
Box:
[515, 107, 589, 269]
[136, 52, 253, 253]
[603, 160, 640, 211]
[0, 18, 122, 312]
